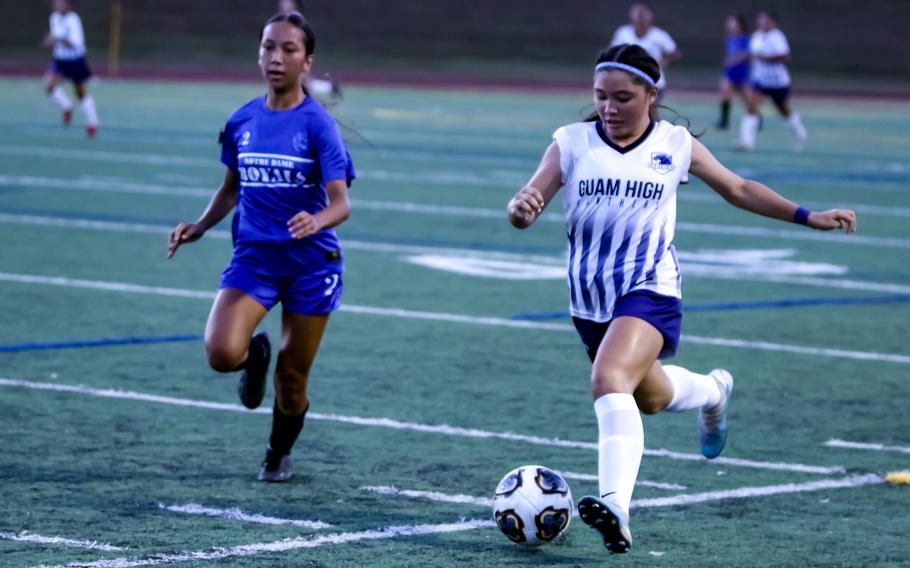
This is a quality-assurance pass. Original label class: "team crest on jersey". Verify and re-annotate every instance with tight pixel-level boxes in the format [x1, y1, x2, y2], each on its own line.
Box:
[293, 132, 308, 154]
[649, 152, 674, 174]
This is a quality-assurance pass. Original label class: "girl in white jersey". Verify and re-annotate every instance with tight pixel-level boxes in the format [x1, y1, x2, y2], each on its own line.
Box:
[507, 44, 856, 555]
[41, 0, 99, 138]
[737, 11, 807, 151]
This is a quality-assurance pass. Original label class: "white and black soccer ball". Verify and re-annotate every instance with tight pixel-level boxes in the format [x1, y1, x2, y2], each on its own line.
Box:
[492, 465, 573, 546]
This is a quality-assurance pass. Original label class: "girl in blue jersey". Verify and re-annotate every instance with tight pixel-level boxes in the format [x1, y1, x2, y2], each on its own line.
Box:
[167, 12, 354, 482]
[507, 44, 856, 554]
[716, 15, 751, 130]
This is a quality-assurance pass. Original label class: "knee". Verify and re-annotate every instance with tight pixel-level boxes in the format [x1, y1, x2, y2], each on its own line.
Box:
[590, 367, 636, 399]
[205, 340, 246, 373]
[274, 370, 309, 415]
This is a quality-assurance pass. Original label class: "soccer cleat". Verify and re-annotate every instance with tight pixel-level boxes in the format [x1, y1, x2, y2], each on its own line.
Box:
[699, 369, 734, 459]
[86, 125, 97, 138]
[238, 332, 271, 410]
[63, 109, 73, 126]
[577, 496, 632, 554]
[257, 448, 293, 482]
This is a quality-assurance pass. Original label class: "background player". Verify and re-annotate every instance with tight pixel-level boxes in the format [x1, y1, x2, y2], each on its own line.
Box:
[738, 11, 808, 150]
[42, 0, 99, 137]
[167, 12, 354, 482]
[716, 15, 751, 130]
[610, 3, 681, 98]
[507, 44, 856, 554]
[277, 0, 342, 107]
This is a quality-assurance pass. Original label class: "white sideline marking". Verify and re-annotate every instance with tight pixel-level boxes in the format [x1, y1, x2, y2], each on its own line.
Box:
[560, 471, 686, 491]
[362, 475, 884, 511]
[159, 503, 332, 529]
[361, 486, 493, 507]
[1, 271, 908, 365]
[0, 378, 846, 475]
[824, 439, 910, 455]
[30, 519, 494, 568]
[0, 531, 126, 551]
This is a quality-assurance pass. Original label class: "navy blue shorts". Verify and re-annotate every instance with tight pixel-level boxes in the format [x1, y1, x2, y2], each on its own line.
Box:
[752, 83, 790, 105]
[52, 57, 93, 85]
[572, 290, 682, 363]
[724, 64, 750, 87]
[220, 243, 343, 315]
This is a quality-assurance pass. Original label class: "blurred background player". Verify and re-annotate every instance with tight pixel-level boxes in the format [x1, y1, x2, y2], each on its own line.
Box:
[167, 12, 355, 482]
[507, 44, 857, 555]
[42, 0, 98, 137]
[738, 11, 807, 151]
[610, 3, 681, 98]
[716, 15, 751, 130]
[278, 0, 342, 107]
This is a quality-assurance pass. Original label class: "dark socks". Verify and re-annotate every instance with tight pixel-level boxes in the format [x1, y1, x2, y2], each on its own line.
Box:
[269, 400, 307, 456]
[717, 100, 731, 128]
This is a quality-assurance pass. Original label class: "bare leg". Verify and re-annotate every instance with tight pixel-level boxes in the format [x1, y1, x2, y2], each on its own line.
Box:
[203, 288, 268, 373]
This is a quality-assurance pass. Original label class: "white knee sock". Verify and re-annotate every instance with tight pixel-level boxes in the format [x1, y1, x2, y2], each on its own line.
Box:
[788, 112, 807, 140]
[81, 95, 98, 126]
[664, 365, 722, 412]
[50, 86, 73, 111]
[739, 113, 759, 148]
[595, 393, 643, 517]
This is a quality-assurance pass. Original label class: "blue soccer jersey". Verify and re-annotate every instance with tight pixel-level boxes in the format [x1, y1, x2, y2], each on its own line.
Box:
[220, 96, 355, 273]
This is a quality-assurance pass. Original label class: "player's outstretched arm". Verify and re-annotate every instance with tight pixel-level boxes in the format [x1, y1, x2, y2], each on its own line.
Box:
[167, 168, 240, 258]
[689, 138, 857, 233]
[508, 142, 563, 229]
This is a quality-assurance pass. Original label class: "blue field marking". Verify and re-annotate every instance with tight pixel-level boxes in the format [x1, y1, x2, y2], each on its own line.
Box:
[511, 294, 910, 321]
[0, 334, 202, 353]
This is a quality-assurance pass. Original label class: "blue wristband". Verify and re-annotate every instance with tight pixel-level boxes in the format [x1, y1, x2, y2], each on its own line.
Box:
[793, 206, 810, 226]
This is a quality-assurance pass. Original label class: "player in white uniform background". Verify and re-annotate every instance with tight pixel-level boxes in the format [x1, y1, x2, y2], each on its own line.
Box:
[610, 3, 680, 96]
[42, 0, 99, 137]
[277, 0, 342, 107]
[507, 44, 857, 555]
[738, 11, 807, 151]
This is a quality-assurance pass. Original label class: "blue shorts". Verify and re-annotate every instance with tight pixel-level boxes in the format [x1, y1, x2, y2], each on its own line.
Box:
[572, 290, 682, 362]
[52, 57, 93, 85]
[220, 242, 343, 315]
[725, 64, 750, 87]
[752, 83, 790, 105]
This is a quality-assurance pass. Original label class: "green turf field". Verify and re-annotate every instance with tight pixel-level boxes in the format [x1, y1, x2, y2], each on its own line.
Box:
[0, 77, 908, 567]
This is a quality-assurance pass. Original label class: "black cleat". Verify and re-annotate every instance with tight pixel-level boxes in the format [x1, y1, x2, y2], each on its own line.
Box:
[257, 447, 293, 482]
[238, 332, 271, 410]
[578, 496, 632, 554]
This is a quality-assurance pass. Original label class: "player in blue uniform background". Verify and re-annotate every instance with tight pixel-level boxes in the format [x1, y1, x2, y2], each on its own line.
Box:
[716, 15, 751, 130]
[167, 11, 354, 482]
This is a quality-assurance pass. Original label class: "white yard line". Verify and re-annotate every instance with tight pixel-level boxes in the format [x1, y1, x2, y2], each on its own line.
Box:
[1, 271, 907, 365]
[0, 377, 845, 475]
[30, 519, 495, 568]
[361, 486, 493, 507]
[824, 439, 910, 454]
[0, 531, 126, 551]
[559, 471, 686, 491]
[159, 503, 332, 529]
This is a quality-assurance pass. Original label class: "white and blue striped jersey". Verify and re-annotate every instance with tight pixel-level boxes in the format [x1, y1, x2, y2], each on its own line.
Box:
[553, 120, 691, 322]
[50, 11, 86, 60]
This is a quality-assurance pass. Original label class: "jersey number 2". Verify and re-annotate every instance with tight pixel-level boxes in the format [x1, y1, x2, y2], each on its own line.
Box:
[323, 274, 340, 297]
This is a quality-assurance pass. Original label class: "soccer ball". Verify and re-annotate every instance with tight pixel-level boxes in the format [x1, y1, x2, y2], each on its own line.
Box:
[492, 465, 573, 546]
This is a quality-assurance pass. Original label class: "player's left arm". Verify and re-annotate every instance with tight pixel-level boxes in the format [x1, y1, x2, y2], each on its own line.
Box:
[689, 138, 857, 233]
[288, 179, 350, 239]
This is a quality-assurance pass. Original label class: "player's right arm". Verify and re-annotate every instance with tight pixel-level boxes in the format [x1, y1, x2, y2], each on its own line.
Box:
[508, 142, 563, 229]
[167, 168, 239, 258]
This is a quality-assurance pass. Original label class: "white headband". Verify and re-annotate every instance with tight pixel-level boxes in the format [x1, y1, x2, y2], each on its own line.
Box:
[594, 61, 656, 87]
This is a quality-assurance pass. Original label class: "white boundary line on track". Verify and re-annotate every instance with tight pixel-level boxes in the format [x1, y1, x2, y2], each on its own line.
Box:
[362, 474, 884, 511]
[4, 211, 910, 295]
[560, 471, 686, 491]
[158, 503, 333, 529]
[1, 271, 908, 365]
[824, 438, 910, 454]
[0, 531, 126, 552]
[0, 377, 845, 475]
[30, 519, 495, 568]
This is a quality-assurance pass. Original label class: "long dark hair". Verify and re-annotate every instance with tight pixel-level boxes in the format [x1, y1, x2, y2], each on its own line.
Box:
[260, 11, 315, 56]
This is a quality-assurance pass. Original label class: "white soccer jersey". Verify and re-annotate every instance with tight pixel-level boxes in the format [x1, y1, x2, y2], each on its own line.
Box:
[749, 28, 791, 88]
[50, 11, 86, 60]
[610, 25, 677, 89]
[553, 120, 691, 322]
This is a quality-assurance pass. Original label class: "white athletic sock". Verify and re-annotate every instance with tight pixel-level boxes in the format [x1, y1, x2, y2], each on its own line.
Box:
[663, 365, 723, 412]
[788, 112, 807, 141]
[739, 113, 759, 148]
[594, 393, 643, 517]
[50, 86, 73, 111]
[81, 95, 98, 126]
